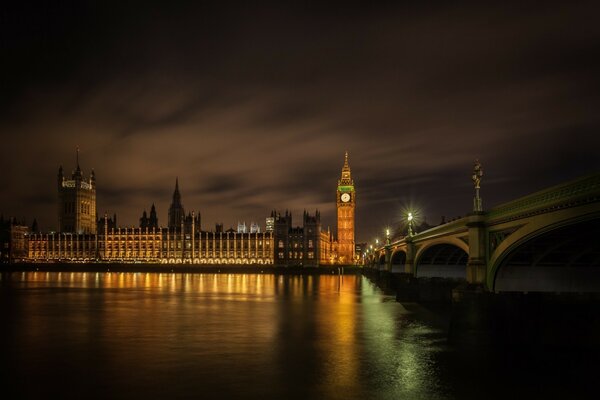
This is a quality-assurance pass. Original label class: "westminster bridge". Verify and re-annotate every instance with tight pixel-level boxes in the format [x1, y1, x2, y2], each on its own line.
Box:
[364, 173, 600, 294]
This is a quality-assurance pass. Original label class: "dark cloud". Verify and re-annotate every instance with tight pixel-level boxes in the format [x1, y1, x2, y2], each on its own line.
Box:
[1, 1, 600, 241]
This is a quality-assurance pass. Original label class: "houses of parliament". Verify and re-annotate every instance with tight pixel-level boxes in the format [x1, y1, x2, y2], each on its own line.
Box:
[21, 152, 357, 266]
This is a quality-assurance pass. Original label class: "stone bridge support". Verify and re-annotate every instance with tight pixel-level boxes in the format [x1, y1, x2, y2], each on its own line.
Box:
[466, 213, 487, 286]
[404, 239, 415, 275]
[384, 245, 391, 272]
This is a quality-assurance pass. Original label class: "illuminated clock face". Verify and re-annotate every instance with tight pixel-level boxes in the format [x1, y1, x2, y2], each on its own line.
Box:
[340, 193, 351, 203]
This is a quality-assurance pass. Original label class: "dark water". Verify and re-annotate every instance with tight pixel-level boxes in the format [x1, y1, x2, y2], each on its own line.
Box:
[0, 272, 596, 399]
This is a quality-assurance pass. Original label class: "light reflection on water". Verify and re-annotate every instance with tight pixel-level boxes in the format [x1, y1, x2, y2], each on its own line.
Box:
[7, 271, 596, 399]
[1, 272, 451, 399]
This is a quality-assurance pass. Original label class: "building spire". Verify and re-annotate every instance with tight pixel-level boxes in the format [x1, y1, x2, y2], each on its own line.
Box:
[339, 151, 353, 185]
[169, 178, 184, 229]
[76, 147, 81, 171]
[73, 147, 83, 179]
[172, 178, 181, 202]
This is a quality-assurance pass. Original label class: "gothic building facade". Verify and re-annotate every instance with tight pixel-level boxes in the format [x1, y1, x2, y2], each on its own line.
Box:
[336, 152, 356, 263]
[272, 210, 333, 267]
[57, 150, 97, 234]
[139, 204, 158, 230]
[28, 178, 273, 264]
[24, 152, 358, 266]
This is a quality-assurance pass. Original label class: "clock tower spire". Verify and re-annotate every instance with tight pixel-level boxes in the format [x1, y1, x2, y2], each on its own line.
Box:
[336, 151, 355, 264]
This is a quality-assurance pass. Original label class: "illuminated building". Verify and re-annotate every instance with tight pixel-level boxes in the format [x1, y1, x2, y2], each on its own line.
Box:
[57, 150, 97, 234]
[26, 181, 273, 264]
[336, 151, 355, 263]
[22, 152, 358, 266]
[26, 228, 274, 264]
[28, 232, 98, 261]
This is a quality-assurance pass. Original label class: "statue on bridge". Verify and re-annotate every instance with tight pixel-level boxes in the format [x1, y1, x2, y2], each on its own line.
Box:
[472, 159, 483, 212]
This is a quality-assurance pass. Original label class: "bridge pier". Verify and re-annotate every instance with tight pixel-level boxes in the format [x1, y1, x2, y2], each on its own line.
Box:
[404, 239, 415, 275]
[466, 213, 487, 285]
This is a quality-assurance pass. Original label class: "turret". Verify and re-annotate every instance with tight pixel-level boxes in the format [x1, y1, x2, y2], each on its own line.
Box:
[149, 203, 158, 229]
[58, 149, 97, 234]
[140, 210, 148, 229]
[168, 178, 185, 229]
[31, 218, 39, 233]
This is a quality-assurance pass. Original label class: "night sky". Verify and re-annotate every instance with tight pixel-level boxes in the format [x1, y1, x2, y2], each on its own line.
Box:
[1, 1, 599, 243]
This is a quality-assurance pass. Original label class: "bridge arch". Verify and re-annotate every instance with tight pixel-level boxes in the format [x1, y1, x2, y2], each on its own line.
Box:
[371, 254, 378, 268]
[378, 253, 386, 269]
[414, 240, 468, 279]
[390, 250, 407, 273]
[490, 216, 600, 292]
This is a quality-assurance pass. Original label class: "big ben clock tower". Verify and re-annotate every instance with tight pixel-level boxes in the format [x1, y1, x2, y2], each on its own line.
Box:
[336, 151, 355, 264]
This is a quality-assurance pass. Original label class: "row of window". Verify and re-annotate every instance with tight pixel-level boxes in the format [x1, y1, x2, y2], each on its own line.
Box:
[278, 240, 314, 249]
[277, 251, 315, 259]
[63, 201, 92, 215]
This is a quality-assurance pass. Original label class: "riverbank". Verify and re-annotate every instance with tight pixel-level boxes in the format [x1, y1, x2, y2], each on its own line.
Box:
[1, 263, 362, 275]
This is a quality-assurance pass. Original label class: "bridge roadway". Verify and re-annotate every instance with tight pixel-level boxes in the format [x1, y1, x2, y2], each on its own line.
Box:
[365, 173, 600, 293]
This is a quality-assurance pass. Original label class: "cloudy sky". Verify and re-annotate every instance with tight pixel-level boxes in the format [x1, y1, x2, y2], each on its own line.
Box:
[1, 1, 599, 242]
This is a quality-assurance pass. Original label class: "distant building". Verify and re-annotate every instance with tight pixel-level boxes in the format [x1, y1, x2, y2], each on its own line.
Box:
[250, 222, 260, 234]
[237, 221, 247, 233]
[57, 150, 96, 234]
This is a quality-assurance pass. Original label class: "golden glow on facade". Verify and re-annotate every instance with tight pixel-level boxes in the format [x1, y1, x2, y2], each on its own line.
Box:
[336, 152, 356, 264]
[27, 228, 273, 264]
[57, 152, 97, 234]
[23, 152, 360, 266]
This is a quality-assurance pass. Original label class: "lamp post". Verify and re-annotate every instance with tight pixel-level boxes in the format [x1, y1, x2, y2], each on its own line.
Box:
[384, 228, 391, 271]
[472, 159, 483, 212]
[407, 212, 414, 237]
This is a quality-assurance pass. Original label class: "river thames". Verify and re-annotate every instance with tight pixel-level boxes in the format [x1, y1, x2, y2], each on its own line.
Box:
[0, 272, 595, 399]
